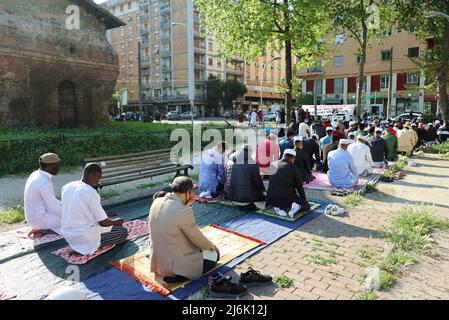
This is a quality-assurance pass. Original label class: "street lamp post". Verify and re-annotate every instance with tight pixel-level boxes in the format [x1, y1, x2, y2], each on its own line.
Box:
[260, 56, 281, 109]
[172, 2, 195, 126]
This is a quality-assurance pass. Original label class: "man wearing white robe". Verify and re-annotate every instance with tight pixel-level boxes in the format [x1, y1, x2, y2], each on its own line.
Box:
[347, 135, 373, 177]
[327, 139, 358, 188]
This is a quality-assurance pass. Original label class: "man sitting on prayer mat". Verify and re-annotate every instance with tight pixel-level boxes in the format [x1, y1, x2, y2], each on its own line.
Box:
[149, 176, 220, 283]
[347, 134, 373, 177]
[61, 163, 128, 255]
[293, 136, 315, 183]
[24, 153, 63, 237]
[199, 141, 227, 198]
[225, 145, 265, 208]
[368, 127, 389, 168]
[327, 139, 358, 188]
[266, 149, 311, 218]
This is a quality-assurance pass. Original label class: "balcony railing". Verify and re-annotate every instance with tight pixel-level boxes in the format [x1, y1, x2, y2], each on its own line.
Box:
[141, 41, 150, 49]
[194, 62, 206, 69]
[161, 65, 170, 72]
[160, 20, 171, 29]
[160, 3, 170, 14]
[141, 60, 150, 69]
[140, 28, 149, 35]
[161, 49, 171, 57]
[139, 13, 149, 23]
[227, 68, 244, 75]
[194, 46, 206, 54]
[307, 66, 323, 73]
[161, 80, 171, 87]
[142, 82, 151, 89]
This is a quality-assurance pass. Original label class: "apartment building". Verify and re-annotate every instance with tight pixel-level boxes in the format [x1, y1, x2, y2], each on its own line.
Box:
[297, 28, 439, 117]
[104, 0, 294, 115]
[103, 0, 140, 103]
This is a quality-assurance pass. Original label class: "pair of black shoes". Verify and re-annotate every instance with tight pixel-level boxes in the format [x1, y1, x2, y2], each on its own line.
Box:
[210, 268, 273, 298]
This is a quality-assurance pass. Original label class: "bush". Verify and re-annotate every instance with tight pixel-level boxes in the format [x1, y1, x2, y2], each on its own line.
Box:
[424, 142, 449, 154]
[0, 121, 227, 176]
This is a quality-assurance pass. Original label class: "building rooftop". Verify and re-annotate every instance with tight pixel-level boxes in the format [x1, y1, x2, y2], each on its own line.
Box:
[77, 0, 126, 29]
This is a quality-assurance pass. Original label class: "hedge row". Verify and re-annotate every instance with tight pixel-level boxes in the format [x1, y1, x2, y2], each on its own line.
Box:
[0, 125, 229, 176]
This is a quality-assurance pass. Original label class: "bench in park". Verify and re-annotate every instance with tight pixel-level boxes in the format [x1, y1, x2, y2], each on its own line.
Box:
[81, 148, 193, 188]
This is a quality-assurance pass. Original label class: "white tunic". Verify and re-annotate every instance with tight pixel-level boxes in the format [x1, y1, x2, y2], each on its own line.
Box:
[298, 122, 310, 139]
[347, 142, 374, 176]
[61, 181, 109, 255]
[250, 111, 257, 126]
[24, 170, 62, 233]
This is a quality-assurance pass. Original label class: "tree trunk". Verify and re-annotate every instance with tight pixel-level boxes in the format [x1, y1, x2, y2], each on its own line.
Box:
[356, 24, 368, 119]
[438, 23, 449, 120]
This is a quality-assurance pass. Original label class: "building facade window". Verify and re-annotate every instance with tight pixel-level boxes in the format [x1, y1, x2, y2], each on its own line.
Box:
[408, 47, 419, 58]
[380, 75, 389, 91]
[381, 50, 392, 61]
[333, 55, 343, 67]
[208, 42, 213, 51]
[335, 34, 345, 44]
[356, 55, 365, 64]
[209, 58, 213, 66]
[334, 78, 344, 94]
[407, 73, 420, 84]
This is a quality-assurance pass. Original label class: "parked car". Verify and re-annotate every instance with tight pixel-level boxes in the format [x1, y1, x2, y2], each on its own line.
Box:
[180, 111, 196, 119]
[394, 112, 423, 122]
[221, 111, 231, 119]
[123, 112, 135, 121]
[263, 111, 277, 122]
[166, 111, 181, 120]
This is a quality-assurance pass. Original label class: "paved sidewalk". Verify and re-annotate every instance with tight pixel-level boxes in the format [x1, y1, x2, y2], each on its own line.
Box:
[191, 156, 449, 300]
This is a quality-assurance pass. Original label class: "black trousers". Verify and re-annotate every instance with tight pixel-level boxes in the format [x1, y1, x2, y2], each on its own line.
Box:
[163, 258, 218, 283]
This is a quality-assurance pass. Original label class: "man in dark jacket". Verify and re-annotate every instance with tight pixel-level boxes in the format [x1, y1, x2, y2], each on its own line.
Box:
[293, 136, 314, 183]
[225, 146, 265, 205]
[368, 128, 388, 167]
[425, 123, 438, 143]
[302, 135, 321, 170]
[311, 120, 326, 139]
[322, 135, 339, 173]
[266, 149, 310, 218]
[438, 120, 449, 143]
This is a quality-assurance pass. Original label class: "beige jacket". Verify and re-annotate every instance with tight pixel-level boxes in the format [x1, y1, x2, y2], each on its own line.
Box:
[148, 193, 216, 280]
[397, 129, 417, 153]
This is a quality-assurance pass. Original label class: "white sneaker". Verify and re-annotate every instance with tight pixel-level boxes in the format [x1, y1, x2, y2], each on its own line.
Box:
[324, 204, 333, 215]
[288, 202, 300, 218]
[330, 205, 345, 216]
[273, 207, 288, 217]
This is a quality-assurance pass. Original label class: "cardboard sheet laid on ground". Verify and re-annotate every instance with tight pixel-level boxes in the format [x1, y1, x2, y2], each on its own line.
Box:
[303, 168, 386, 192]
[52, 220, 149, 265]
[111, 224, 265, 296]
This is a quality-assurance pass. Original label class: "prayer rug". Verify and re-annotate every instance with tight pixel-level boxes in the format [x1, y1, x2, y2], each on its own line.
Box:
[16, 228, 63, 248]
[52, 219, 148, 265]
[256, 202, 321, 222]
[110, 224, 265, 296]
[303, 168, 386, 192]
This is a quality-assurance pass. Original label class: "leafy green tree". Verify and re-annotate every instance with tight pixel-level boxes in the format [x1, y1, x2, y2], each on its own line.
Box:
[296, 93, 315, 107]
[196, 0, 330, 123]
[109, 90, 121, 115]
[392, 0, 449, 120]
[222, 79, 248, 110]
[325, 0, 395, 117]
[205, 75, 223, 115]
